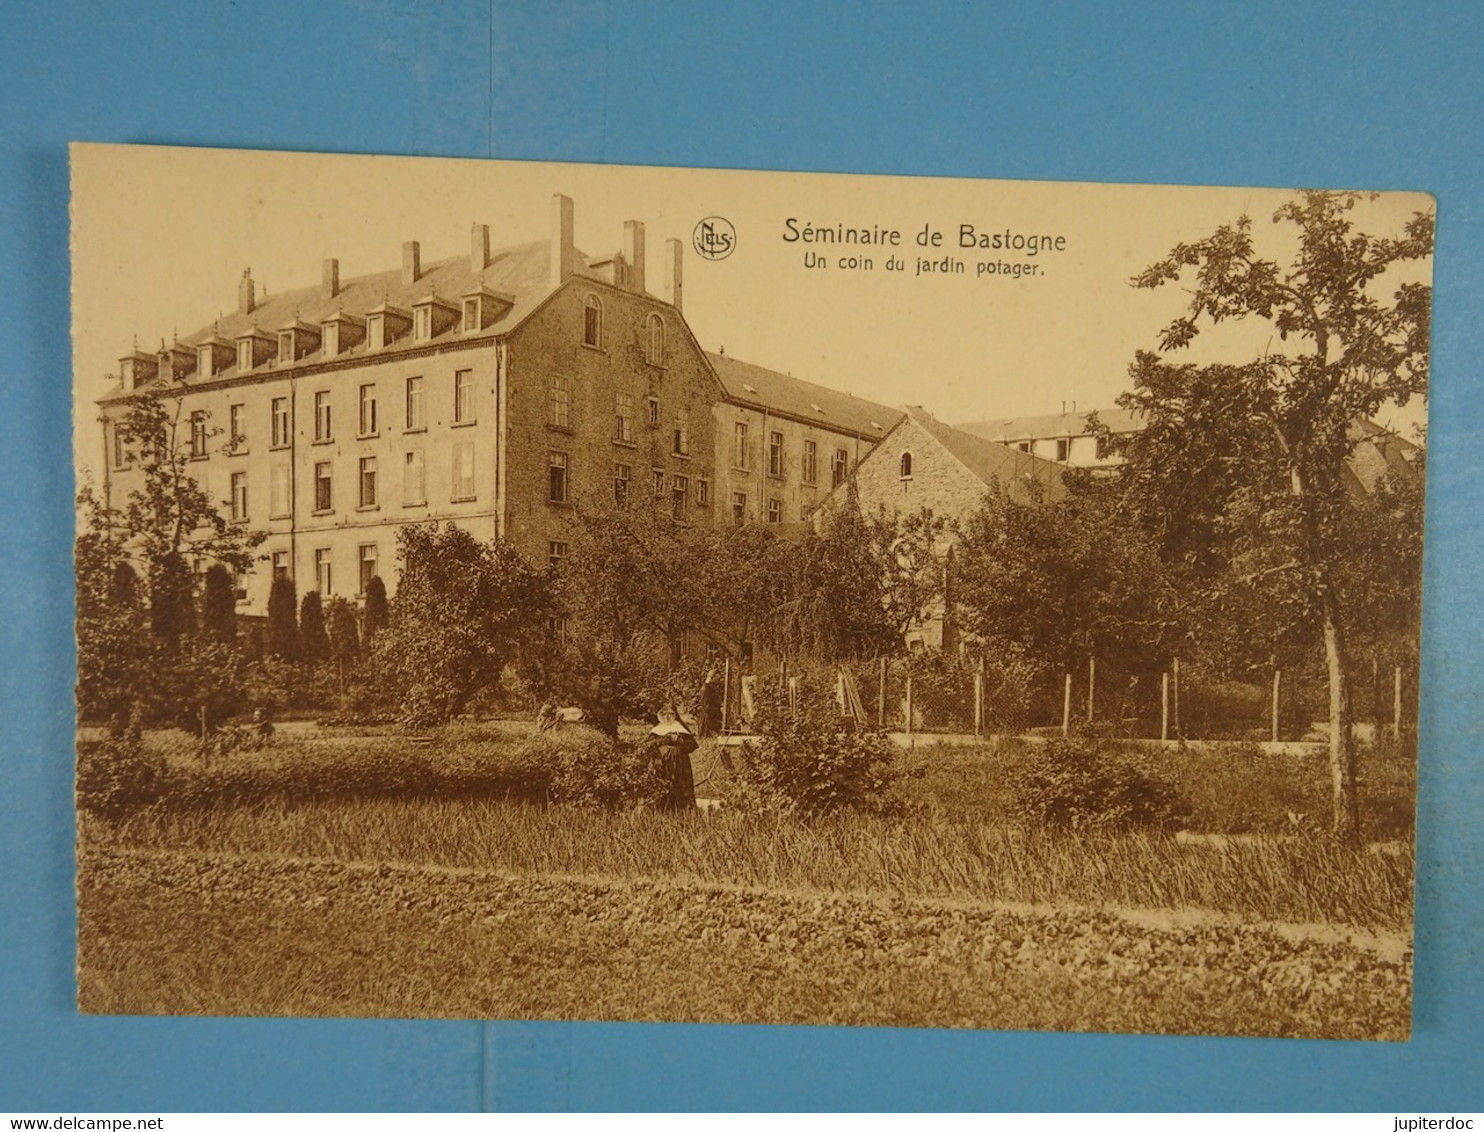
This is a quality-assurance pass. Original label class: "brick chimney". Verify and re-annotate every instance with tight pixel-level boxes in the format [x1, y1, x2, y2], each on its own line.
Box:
[664, 238, 683, 311]
[402, 241, 421, 285]
[238, 268, 255, 314]
[471, 223, 490, 273]
[623, 220, 646, 294]
[322, 258, 340, 299]
[550, 193, 575, 288]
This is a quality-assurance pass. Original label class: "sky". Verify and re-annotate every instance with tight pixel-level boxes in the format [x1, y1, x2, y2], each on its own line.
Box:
[71, 144, 1433, 482]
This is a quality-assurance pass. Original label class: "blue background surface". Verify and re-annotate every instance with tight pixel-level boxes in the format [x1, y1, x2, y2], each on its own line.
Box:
[2, 0, 1480, 1111]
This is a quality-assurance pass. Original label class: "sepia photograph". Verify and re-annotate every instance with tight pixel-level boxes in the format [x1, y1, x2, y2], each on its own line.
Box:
[71, 144, 1431, 1039]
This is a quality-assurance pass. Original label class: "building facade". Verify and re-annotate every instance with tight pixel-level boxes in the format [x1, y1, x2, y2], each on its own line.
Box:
[99, 196, 721, 615]
[96, 195, 904, 617]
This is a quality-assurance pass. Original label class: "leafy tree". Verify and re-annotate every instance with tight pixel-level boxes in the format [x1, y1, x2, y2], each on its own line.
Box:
[362, 574, 389, 647]
[325, 597, 361, 666]
[1125, 190, 1432, 843]
[265, 574, 299, 661]
[200, 563, 237, 644]
[372, 523, 549, 728]
[955, 475, 1180, 680]
[768, 483, 943, 663]
[74, 524, 148, 723]
[76, 397, 266, 729]
[299, 591, 330, 662]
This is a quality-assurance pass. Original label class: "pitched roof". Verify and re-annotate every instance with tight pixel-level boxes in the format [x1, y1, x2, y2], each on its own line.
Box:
[906, 408, 1068, 502]
[101, 239, 571, 401]
[1346, 418, 1424, 493]
[957, 407, 1142, 442]
[705, 352, 904, 439]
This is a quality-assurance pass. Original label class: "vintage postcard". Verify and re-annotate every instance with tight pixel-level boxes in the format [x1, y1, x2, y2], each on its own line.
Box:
[72, 145, 1430, 1038]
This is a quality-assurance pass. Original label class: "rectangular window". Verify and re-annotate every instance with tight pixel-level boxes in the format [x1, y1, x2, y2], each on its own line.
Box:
[651, 468, 666, 498]
[111, 423, 131, 469]
[454, 370, 474, 424]
[359, 544, 378, 596]
[452, 442, 476, 501]
[270, 463, 291, 518]
[734, 422, 750, 469]
[413, 306, 432, 342]
[614, 462, 631, 505]
[615, 392, 633, 442]
[832, 447, 849, 488]
[314, 391, 332, 441]
[671, 474, 688, 519]
[405, 376, 424, 431]
[277, 331, 294, 364]
[272, 550, 290, 582]
[672, 410, 689, 456]
[768, 430, 784, 478]
[403, 449, 426, 505]
[583, 299, 601, 348]
[315, 548, 332, 596]
[314, 461, 332, 513]
[359, 456, 377, 508]
[1094, 434, 1111, 460]
[230, 471, 248, 521]
[802, 439, 818, 485]
[359, 384, 378, 436]
[697, 478, 710, 507]
[367, 313, 385, 351]
[322, 321, 340, 358]
[550, 374, 571, 429]
[238, 338, 254, 371]
[1055, 437, 1069, 462]
[647, 397, 660, 427]
[548, 451, 569, 504]
[229, 403, 245, 450]
[548, 541, 568, 568]
[271, 397, 290, 448]
[462, 298, 480, 333]
[767, 498, 782, 524]
[1016, 440, 1031, 454]
[731, 491, 747, 527]
[190, 411, 208, 458]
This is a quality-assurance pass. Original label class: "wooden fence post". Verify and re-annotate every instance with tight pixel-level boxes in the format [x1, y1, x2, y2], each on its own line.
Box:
[1161, 671, 1169, 742]
[1172, 656, 1181, 739]
[721, 657, 731, 734]
[878, 656, 887, 730]
[1062, 673, 1072, 737]
[1272, 667, 1281, 743]
[905, 674, 914, 748]
[974, 657, 985, 736]
[1086, 655, 1095, 724]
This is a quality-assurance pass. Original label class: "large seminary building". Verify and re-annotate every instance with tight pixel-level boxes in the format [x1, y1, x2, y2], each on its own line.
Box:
[95, 196, 903, 615]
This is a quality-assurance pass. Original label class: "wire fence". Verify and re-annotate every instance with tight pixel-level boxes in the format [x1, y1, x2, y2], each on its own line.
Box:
[714, 649, 1418, 742]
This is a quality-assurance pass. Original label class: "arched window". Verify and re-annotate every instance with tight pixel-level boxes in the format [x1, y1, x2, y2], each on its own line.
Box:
[899, 451, 914, 479]
[645, 313, 665, 365]
[583, 294, 602, 348]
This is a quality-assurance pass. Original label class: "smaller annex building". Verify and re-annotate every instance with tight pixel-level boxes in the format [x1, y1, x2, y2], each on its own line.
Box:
[821, 406, 1068, 652]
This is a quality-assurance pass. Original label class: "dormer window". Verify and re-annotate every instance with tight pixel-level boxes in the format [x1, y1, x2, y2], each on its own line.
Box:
[899, 452, 914, 479]
[414, 306, 432, 342]
[277, 331, 295, 364]
[365, 303, 412, 352]
[645, 313, 665, 365]
[463, 298, 480, 333]
[320, 311, 364, 358]
[367, 314, 385, 350]
[198, 345, 215, 377]
[238, 338, 254, 371]
[583, 294, 603, 348]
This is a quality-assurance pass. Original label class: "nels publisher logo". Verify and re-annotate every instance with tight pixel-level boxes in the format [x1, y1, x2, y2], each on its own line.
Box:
[693, 216, 736, 261]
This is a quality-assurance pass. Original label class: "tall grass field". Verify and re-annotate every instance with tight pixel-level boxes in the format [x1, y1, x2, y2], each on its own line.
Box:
[75, 726, 1415, 1037]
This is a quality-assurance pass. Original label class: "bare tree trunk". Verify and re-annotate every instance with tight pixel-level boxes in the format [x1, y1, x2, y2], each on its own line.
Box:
[1321, 583, 1360, 845]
